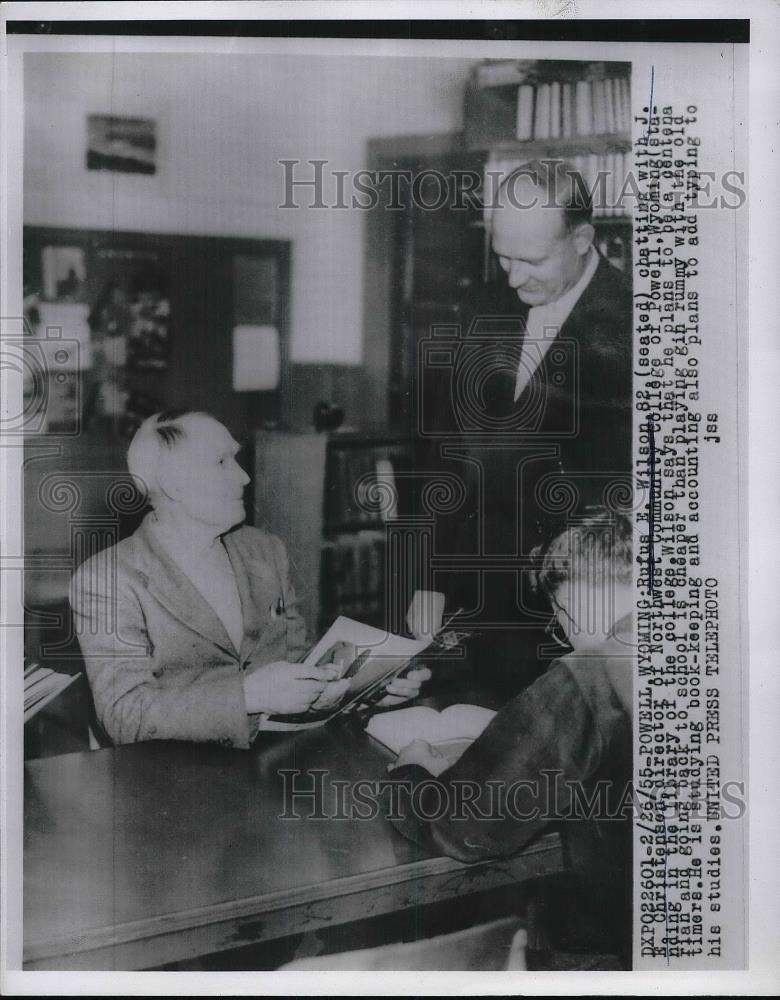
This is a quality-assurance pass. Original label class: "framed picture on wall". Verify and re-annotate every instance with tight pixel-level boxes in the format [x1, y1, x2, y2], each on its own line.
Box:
[86, 114, 157, 175]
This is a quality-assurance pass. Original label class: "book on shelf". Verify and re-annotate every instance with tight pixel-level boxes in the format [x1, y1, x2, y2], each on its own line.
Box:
[515, 83, 534, 141]
[319, 441, 411, 625]
[373, 457, 398, 521]
[326, 446, 403, 528]
[591, 78, 606, 134]
[560, 81, 573, 138]
[618, 77, 630, 130]
[575, 78, 593, 136]
[549, 80, 561, 139]
[533, 81, 551, 140]
[604, 77, 616, 134]
[509, 73, 630, 142]
[24, 661, 79, 723]
[324, 529, 385, 622]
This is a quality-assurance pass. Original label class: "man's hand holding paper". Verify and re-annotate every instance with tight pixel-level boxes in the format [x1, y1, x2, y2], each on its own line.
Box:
[310, 638, 431, 710]
[243, 661, 341, 716]
[375, 666, 432, 707]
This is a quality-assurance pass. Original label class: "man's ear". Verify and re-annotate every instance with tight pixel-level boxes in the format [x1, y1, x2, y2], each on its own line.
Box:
[573, 222, 595, 256]
[155, 463, 182, 503]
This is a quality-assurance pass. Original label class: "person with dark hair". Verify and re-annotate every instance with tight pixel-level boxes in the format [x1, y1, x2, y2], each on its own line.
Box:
[388, 509, 634, 967]
[424, 159, 632, 696]
[70, 410, 428, 747]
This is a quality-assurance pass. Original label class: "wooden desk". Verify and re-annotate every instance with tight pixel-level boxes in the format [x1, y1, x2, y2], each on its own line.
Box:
[24, 718, 564, 970]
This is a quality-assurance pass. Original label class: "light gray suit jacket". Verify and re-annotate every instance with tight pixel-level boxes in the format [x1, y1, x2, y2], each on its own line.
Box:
[70, 514, 309, 748]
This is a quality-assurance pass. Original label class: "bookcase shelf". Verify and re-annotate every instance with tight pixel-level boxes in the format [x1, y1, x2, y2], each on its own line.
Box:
[254, 430, 412, 635]
[465, 59, 632, 150]
[376, 59, 634, 433]
[466, 58, 633, 278]
[484, 134, 632, 159]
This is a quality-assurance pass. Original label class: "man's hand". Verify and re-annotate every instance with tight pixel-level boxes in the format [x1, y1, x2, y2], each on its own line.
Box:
[310, 677, 350, 712]
[243, 661, 340, 715]
[376, 666, 432, 707]
[388, 738, 449, 776]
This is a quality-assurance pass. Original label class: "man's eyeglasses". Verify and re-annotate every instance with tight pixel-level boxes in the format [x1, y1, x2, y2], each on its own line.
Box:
[544, 600, 576, 650]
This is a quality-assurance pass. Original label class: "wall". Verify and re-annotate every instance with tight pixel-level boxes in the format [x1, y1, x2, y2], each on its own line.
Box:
[24, 52, 475, 371]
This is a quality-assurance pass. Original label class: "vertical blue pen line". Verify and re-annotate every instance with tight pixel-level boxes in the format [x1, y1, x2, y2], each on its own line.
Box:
[647, 415, 657, 596]
[645, 66, 655, 141]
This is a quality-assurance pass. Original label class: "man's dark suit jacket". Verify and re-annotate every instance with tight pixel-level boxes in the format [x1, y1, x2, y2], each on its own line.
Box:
[424, 252, 632, 554]
[418, 253, 632, 687]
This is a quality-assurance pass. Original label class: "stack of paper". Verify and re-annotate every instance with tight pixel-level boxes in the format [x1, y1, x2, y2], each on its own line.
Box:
[24, 662, 78, 723]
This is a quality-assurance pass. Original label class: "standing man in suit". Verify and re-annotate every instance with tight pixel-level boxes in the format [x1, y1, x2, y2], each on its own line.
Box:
[71, 410, 428, 747]
[423, 160, 632, 696]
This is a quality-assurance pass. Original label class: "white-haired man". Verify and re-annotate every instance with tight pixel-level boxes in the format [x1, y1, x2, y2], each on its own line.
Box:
[70, 410, 427, 748]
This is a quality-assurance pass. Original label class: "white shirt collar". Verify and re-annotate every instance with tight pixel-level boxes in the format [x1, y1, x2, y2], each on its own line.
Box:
[513, 247, 600, 402]
[148, 510, 225, 571]
[529, 245, 600, 330]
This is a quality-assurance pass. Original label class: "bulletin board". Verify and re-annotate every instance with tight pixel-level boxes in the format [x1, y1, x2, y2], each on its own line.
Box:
[22, 226, 292, 442]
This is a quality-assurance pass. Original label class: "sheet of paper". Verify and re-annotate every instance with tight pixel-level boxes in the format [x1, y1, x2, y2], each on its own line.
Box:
[303, 616, 429, 672]
[367, 704, 496, 754]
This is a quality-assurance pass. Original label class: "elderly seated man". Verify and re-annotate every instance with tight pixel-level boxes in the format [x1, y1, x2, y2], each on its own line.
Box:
[70, 410, 428, 747]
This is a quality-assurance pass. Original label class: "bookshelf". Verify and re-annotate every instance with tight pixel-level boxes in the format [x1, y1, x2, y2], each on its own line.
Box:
[254, 430, 412, 636]
[464, 59, 633, 278]
[465, 60, 631, 148]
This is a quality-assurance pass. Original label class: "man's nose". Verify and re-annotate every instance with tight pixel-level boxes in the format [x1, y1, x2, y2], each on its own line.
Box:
[235, 463, 250, 487]
[508, 261, 528, 287]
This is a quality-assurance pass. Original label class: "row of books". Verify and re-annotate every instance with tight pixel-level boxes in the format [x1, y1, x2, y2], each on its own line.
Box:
[24, 661, 78, 723]
[321, 530, 386, 623]
[325, 448, 400, 527]
[514, 76, 631, 141]
[485, 151, 633, 219]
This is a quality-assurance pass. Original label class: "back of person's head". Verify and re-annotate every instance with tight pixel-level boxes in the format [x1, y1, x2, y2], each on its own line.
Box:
[493, 158, 594, 232]
[536, 508, 632, 600]
[127, 409, 213, 506]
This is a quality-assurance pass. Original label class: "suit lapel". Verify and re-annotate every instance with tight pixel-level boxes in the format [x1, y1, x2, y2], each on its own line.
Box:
[477, 311, 528, 420]
[512, 255, 612, 414]
[556, 254, 614, 352]
[135, 515, 238, 656]
[223, 529, 280, 663]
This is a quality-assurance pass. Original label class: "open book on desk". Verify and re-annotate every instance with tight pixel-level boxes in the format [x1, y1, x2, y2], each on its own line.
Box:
[366, 704, 497, 765]
[257, 616, 431, 732]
